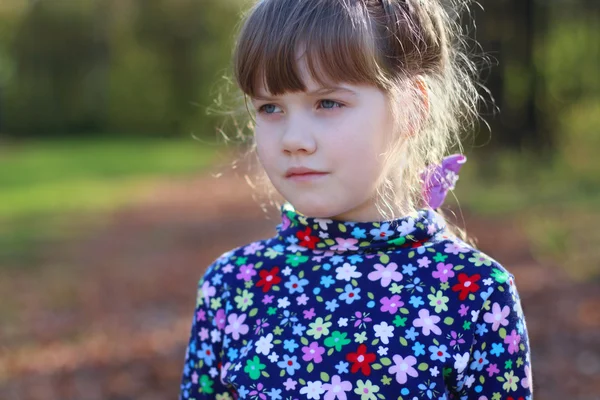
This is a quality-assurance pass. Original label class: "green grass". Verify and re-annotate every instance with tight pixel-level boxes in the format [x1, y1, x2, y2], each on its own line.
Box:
[0, 136, 223, 265]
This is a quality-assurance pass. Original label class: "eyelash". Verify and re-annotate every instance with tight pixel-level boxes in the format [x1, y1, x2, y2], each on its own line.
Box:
[257, 100, 344, 115]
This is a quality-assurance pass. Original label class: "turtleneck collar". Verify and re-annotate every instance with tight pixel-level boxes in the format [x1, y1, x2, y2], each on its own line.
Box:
[275, 202, 447, 254]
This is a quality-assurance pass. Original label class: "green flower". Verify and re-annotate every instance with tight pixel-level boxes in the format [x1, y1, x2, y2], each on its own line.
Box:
[244, 356, 266, 380]
[306, 317, 332, 339]
[324, 331, 351, 351]
[286, 253, 309, 267]
[235, 257, 248, 266]
[389, 283, 403, 294]
[264, 247, 282, 259]
[354, 379, 380, 400]
[198, 374, 214, 394]
[234, 289, 254, 312]
[468, 252, 493, 267]
[491, 268, 509, 284]
[433, 252, 448, 263]
[267, 307, 277, 315]
[502, 371, 518, 392]
[392, 315, 407, 327]
[354, 331, 368, 343]
[427, 290, 449, 313]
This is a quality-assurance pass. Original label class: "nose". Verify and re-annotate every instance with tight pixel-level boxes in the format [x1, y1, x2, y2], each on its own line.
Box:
[281, 116, 317, 155]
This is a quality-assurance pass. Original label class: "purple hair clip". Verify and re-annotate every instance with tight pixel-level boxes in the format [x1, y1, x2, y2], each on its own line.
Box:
[420, 154, 467, 209]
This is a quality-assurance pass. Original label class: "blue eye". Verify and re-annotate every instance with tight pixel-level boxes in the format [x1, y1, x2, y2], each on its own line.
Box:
[259, 104, 280, 114]
[320, 100, 342, 109]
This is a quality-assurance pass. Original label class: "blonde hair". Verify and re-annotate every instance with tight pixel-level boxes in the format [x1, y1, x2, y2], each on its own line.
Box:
[218, 0, 483, 241]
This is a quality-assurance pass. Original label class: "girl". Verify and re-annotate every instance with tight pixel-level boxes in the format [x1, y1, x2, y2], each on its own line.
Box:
[180, 0, 533, 399]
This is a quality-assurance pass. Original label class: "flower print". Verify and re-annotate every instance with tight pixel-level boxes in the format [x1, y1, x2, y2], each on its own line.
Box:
[320, 275, 335, 288]
[522, 364, 533, 389]
[409, 295, 424, 308]
[405, 277, 424, 293]
[283, 377, 297, 390]
[458, 304, 469, 317]
[431, 263, 455, 283]
[277, 354, 301, 376]
[244, 356, 266, 380]
[490, 267, 509, 284]
[354, 331, 368, 344]
[325, 299, 340, 312]
[451, 273, 481, 300]
[322, 375, 352, 400]
[483, 301, 511, 331]
[335, 263, 362, 281]
[198, 374, 214, 394]
[243, 241, 265, 255]
[236, 264, 256, 282]
[300, 381, 325, 400]
[339, 284, 361, 304]
[417, 256, 432, 268]
[353, 379, 380, 400]
[468, 252, 493, 267]
[413, 308, 442, 336]
[285, 275, 309, 294]
[351, 227, 367, 239]
[214, 309, 226, 330]
[330, 238, 359, 252]
[256, 267, 281, 292]
[373, 322, 395, 344]
[324, 331, 351, 351]
[225, 313, 249, 340]
[469, 350, 490, 371]
[367, 263, 403, 287]
[370, 223, 395, 241]
[283, 338, 299, 353]
[346, 344, 377, 375]
[490, 342, 505, 357]
[296, 226, 320, 249]
[198, 342, 216, 366]
[302, 342, 326, 363]
[352, 311, 373, 328]
[405, 326, 419, 341]
[307, 317, 332, 340]
[234, 289, 254, 312]
[285, 253, 310, 267]
[380, 295, 403, 314]
[397, 218, 416, 236]
[412, 341, 426, 356]
[504, 329, 521, 355]
[200, 280, 216, 307]
[255, 333, 274, 356]
[444, 242, 470, 255]
[453, 352, 470, 374]
[428, 344, 450, 363]
[486, 363, 500, 377]
[388, 354, 418, 384]
[402, 263, 417, 276]
[427, 290, 449, 313]
[502, 370, 519, 392]
[281, 309, 299, 326]
[418, 381, 438, 400]
[448, 330, 466, 348]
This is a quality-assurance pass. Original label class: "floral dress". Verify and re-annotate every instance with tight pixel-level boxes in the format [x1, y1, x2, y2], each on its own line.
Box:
[179, 202, 533, 400]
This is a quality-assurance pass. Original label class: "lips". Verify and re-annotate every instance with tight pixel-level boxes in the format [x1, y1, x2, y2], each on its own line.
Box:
[285, 167, 327, 178]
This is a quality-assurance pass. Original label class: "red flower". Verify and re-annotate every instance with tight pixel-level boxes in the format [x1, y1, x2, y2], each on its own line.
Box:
[451, 272, 481, 300]
[296, 227, 320, 250]
[346, 344, 376, 376]
[255, 267, 281, 292]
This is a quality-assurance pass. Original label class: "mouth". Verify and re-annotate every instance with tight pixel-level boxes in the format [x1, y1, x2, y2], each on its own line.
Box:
[285, 171, 329, 182]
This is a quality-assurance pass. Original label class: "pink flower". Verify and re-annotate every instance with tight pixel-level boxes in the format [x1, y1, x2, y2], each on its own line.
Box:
[486, 363, 500, 377]
[458, 304, 470, 317]
[322, 375, 352, 400]
[367, 263, 403, 287]
[236, 264, 257, 281]
[380, 295, 403, 314]
[417, 256, 431, 268]
[483, 302, 510, 331]
[388, 354, 418, 384]
[331, 238, 359, 252]
[302, 342, 325, 363]
[243, 241, 265, 255]
[444, 242, 470, 255]
[522, 365, 532, 389]
[504, 329, 521, 354]
[224, 313, 249, 340]
[201, 280, 216, 307]
[412, 308, 442, 336]
[214, 309, 226, 330]
[431, 263, 455, 283]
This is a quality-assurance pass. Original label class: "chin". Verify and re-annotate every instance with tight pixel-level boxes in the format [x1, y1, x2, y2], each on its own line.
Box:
[287, 197, 340, 219]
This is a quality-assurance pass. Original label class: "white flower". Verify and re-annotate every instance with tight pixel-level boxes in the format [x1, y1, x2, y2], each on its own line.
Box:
[300, 380, 325, 399]
[268, 352, 279, 363]
[338, 317, 348, 327]
[255, 333, 274, 356]
[377, 346, 388, 356]
[335, 263, 362, 281]
[282, 266, 293, 276]
[429, 366, 439, 377]
[210, 329, 221, 343]
[453, 352, 470, 374]
[373, 322, 395, 344]
[278, 297, 291, 309]
[397, 219, 416, 236]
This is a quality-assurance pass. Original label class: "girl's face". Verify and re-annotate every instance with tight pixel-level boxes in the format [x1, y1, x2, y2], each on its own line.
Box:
[251, 59, 397, 222]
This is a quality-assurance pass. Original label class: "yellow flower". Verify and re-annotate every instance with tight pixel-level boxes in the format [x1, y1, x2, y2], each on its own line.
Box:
[502, 370, 518, 392]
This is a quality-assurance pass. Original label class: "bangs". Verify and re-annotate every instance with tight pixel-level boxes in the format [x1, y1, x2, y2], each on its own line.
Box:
[234, 0, 388, 97]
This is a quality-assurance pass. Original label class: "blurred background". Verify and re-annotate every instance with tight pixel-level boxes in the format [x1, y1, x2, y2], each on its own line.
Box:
[0, 0, 598, 399]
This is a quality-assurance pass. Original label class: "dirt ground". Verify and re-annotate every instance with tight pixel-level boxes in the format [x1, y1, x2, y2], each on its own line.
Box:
[0, 172, 599, 400]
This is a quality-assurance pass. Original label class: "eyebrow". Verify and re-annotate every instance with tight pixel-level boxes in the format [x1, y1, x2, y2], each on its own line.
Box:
[252, 86, 357, 101]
